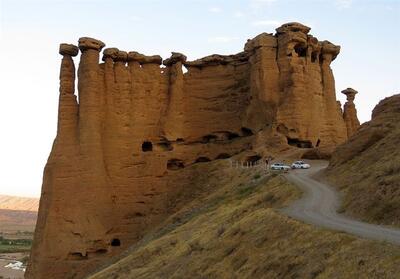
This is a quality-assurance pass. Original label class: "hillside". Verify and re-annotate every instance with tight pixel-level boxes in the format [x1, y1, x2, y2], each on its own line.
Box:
[0, 195, 38, 234]
[0, 195, 39, 212]
[0, 209, 37, 234]
[326, 94, 400, 227]
[87, 161, 400, 279]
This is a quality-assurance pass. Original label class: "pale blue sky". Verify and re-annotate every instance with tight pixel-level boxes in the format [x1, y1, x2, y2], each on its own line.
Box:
[0, 0, 399, 197]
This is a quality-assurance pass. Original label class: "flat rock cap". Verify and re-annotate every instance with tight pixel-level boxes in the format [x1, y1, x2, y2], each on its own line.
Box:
[59, 43, 79, 56]
[342, 87, 358, 101]
[321, 40, 340, 60]
[244, 33, 277, 52]
[163, 52, 187, 66]
[102, 48, 119, 61]
[341, 88, 358, 95]
[127, 51, 162, 64]
[78, 37, 105, 51]
[276, 22, 311, 35]
[114, 50, 128, 62]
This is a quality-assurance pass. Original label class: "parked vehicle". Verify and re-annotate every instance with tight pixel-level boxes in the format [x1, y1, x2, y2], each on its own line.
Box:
[291, 161, 311, 169]
[270, 163, 291, 171]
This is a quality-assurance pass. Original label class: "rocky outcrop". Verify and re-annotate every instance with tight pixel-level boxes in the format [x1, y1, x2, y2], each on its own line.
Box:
[27, 23, 357, 279]
[342, 87, 361, 137]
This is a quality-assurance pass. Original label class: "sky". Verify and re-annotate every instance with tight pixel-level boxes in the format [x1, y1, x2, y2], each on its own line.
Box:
[0, 0, 399, 197]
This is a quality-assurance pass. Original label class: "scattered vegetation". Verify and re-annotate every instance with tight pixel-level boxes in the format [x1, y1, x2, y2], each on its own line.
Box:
[0, 236, 32, 253]
[327, 95, 400, 227]
[88, 159, 400, 279]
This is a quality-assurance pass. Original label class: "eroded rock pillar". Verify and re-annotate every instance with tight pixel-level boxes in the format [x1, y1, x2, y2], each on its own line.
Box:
[342, 87, 361, 137]
[163, 52, 187, 139]
[275, 23, 311, 142]
[244, 33, 279, 129]
[77, 37, 105, 151]
[319, 41, 348, 145]
[57, 43, 79, 143]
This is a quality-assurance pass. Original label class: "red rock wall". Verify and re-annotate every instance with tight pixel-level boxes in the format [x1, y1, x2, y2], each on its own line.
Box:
[27, 23, 352, 278]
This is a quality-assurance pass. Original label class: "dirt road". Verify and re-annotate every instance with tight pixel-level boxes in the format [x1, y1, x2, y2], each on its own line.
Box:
[282, 161, 400, 245]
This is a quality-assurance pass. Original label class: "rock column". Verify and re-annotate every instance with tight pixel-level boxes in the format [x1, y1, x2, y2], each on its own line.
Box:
[342, 87, 361, 137]
[57, 44, 79, 144]
[319, 41, 348, 145]
[244, 33, 279, 129]
[76, 37, 113, 246]
[163, 52, 187, 139]
[77, 37, 105, 151]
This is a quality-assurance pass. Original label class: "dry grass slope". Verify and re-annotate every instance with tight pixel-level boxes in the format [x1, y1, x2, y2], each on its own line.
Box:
[88, 160, 400, 279]
[327, 94, 400, 227]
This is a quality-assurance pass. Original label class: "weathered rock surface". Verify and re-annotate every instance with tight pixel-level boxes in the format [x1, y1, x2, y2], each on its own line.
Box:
[27, 23, 356, 278]
[342, 87, 361, 137]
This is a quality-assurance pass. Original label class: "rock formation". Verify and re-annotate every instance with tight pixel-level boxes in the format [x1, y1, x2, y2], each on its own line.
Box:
[27, 22, 357, 278]
[342, 87, 361, 137]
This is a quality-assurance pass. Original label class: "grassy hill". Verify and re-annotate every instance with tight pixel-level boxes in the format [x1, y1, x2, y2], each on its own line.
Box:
[86, 159, 400, 279]
[326, 94, 400, 227]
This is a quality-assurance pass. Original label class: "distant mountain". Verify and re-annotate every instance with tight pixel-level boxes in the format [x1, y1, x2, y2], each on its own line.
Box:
[0, 195, 39, 212]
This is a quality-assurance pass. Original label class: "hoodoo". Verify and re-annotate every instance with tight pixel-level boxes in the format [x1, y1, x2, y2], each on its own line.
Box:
[342, 87, 361, 137]
[27, 23, 358, 278]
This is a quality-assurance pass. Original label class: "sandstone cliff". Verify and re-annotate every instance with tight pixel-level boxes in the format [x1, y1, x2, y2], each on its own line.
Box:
[27, 23, 354, 278]
[327, 94, 400, 227]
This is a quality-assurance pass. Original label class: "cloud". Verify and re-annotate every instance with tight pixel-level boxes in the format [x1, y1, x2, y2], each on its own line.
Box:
[208, 36, 240, 43]
[252, 20, 281, 27]
[209, 7, 222, 13]
[335, 0, 352, 9]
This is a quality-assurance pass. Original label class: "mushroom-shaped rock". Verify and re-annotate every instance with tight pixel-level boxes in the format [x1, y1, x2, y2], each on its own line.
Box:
[59, 43, 79, 56]
[78, 37, 105, 51]
[244, 33, 277, 52]
[341, 87, 358, 102]
[127, 51, 162, 64]
[102, 48, 119, 61]
[321, 40, 340, 61]
[163, 52, 187, 66]
[276, 22, 311, 34]
[114, 50, 128, 62]
[342, 87, 360, 137]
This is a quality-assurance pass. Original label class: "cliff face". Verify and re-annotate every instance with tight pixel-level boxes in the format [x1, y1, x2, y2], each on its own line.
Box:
[27, 23, 352, 278]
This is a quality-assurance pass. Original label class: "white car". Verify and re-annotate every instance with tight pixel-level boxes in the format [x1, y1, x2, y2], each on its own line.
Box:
[291, 161, 311, 169]
[270, 163, 291, 171]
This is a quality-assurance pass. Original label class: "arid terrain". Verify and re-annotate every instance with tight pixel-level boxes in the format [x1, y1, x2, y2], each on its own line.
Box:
[23, 19, 400, 279]
[0, 195, 39, 212]
[0, 195, 37, 279]
[88, 159, 400, 279]
[326, 94, 400, 227]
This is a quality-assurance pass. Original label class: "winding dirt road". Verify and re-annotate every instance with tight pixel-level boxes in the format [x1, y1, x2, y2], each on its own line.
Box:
[282, 161, 400, 245]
